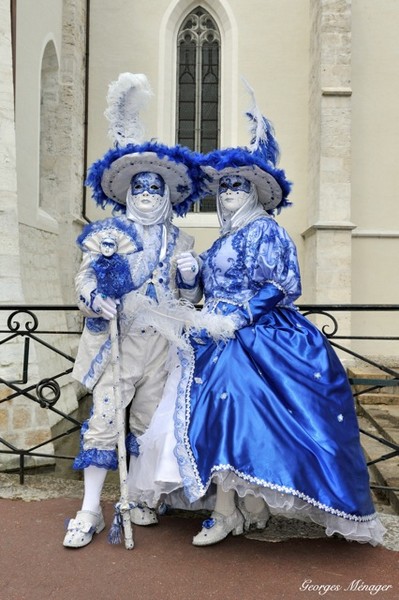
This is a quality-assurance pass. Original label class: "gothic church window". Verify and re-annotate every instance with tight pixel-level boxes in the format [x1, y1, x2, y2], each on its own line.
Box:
[177, 6, 220, 211]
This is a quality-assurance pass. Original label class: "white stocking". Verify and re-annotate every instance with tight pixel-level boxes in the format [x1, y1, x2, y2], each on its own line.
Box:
[81, 465, 108, 514]
[244, 495, 266, 514]
[214, 485, 236, 517]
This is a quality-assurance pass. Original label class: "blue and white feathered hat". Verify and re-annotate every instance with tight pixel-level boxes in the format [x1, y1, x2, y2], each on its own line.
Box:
[202, 80, 292, 213]
[86, 73, 201, 217]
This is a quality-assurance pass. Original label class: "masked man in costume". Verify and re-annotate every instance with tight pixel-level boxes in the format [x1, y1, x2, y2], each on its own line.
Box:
[63, 74, 202, 548]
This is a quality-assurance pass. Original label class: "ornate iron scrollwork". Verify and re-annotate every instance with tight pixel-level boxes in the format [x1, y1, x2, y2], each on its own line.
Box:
[7, 309, 39, 333]
[36, 378, 61, 407]
[302, 309, 339, 338]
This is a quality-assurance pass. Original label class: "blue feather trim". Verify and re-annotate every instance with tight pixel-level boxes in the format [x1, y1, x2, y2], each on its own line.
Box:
[86, 142, 204, 216]
[76, 217, 143, 251]
[91, 254, 135, 299]
[246, 112, 281, 166]
[200, 147, 292, 214]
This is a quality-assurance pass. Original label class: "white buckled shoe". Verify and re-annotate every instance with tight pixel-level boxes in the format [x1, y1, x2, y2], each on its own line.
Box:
[192, 509, 244, 546]
[63, 509, 105, 548]
[130, 503, 158, 526]
[238, 498, 270, 531]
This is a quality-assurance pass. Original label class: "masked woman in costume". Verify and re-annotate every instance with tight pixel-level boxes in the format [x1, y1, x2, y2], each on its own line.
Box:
[128, 83, 385, 547]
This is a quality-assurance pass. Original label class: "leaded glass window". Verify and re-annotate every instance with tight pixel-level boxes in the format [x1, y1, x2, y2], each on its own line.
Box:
[177, 7, 220, 211]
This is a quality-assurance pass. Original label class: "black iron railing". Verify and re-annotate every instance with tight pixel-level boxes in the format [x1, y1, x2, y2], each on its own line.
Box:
[0, 305, 82, 482]
[0, 303, 398, 498]
[300, 304, 399, 498]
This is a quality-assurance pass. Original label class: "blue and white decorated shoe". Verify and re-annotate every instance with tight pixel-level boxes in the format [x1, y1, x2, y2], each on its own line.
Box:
[63, 509, 105, 548]
[192, 509, 244, 546]
[130, 503, 158, 526]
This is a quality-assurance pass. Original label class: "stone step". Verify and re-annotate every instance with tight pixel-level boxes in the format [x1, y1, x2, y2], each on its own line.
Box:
[347, 364, 399, 377]
[358, 404, 399, 446]
[349, 376, 399, 392]
[347, 366, 399, 395]
[348, 365, 399, 406]
[355, 393, 399, 406]
[357, 404, 399, 515]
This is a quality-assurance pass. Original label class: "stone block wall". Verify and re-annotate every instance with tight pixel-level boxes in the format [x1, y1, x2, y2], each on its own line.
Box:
[0, 0, 87, 470]
[17, 0, 88, 428]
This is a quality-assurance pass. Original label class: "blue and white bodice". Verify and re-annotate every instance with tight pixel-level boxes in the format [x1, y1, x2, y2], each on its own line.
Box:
[72, 216, 199, 389]
[200, 216, 301, 321]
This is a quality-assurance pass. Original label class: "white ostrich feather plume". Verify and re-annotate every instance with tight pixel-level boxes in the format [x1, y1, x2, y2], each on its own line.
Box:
[121, 291, 236, 350]
[104, 73, 153, 146]
[241, 77, 266, 153]
[241, 76, 280, 165]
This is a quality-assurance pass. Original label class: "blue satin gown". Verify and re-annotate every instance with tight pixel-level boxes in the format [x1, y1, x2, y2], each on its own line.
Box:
[171, 216, 382, 541]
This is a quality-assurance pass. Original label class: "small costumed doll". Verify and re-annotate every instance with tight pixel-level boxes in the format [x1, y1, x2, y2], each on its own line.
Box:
[63, 73, 205, 548]
[127, 81, 385, 547]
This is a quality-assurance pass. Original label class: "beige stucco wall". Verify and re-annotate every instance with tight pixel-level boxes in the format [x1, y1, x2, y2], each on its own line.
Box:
[351, 0, 399, 299]
[86, 0, 310, 275]
[350, 0, 399, 354]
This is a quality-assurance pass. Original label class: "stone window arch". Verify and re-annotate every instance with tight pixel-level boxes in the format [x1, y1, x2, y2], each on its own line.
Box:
[176, 6, 220, 154]
[158, 0, 238, 220]
[176, 6, 220, 211]
[158, 0, 238, 148]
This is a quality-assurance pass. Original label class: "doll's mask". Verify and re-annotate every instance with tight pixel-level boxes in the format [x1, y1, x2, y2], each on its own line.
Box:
[100, 236, 118, 257]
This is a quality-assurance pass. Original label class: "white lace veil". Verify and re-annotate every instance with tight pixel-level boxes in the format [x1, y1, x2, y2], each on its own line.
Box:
[216, 183, 267, 235]
[126, 184, 173, 226]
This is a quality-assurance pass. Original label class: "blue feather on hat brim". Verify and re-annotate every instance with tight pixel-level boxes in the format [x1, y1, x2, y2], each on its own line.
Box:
[200, 147, 292, 214]
[85, 141, 204, 217]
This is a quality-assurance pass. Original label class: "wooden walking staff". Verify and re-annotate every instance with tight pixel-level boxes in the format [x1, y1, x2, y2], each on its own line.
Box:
[108, 315, 134, 550]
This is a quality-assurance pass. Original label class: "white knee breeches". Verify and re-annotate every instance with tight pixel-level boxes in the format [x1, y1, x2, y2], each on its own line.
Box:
[82, 327, 169, 452]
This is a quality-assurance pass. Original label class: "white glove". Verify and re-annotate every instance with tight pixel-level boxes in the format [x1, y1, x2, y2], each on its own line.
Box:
[91, 294, 118, 320]
[176, 251, 199, 285]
